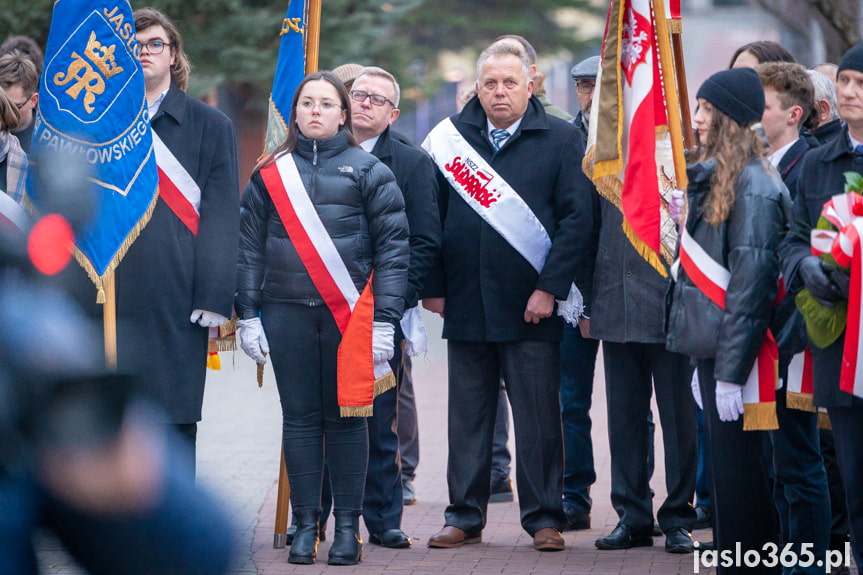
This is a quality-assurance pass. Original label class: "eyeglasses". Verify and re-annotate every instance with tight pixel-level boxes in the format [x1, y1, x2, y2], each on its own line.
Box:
[139, 40, 172, 55]
[349, 90, 395, 108]
[298, 99, 342, 112]
[14, 97, 32, 111]
[576, 81, 596, 94]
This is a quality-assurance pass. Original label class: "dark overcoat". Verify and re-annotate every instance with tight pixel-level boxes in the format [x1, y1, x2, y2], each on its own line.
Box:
[423, 95, 597, 343]
[779, 126, 863, 407]
[64, 86, 240, 423]
[370, 126, 441, 310]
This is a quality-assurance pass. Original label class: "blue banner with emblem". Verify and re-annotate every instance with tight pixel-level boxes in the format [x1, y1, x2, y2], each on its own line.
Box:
[265, 0, 307, 153]
[27, 0, 158, 295]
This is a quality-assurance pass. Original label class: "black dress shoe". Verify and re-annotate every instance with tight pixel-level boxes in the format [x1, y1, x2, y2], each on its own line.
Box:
[664, 527, 695, 554]
[595, 524, 653, 550]
[693, 504, 712, 530]
[369, 529, 412, 549]
[562, 506, 590, 531]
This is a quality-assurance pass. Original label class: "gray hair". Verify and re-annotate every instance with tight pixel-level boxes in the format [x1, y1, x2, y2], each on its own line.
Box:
[354, 66, 400, 108]
[476, 42, 531, 84]
[807, 69, 839, 122]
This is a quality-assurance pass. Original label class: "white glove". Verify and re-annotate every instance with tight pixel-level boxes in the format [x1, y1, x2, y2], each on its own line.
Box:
[237, 317, 270, 365]
[690, 371, 703, 410]
[190, 309, 228, 328]
[669, 189, 685, 224]
[372, 321, 395, 363]
[715, 380, 744, 422]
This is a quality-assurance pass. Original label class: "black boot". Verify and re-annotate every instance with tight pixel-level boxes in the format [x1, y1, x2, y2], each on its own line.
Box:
[287, 508, 320, 564]
[327, 510, 363, 565]
[286, 512, 327, 545]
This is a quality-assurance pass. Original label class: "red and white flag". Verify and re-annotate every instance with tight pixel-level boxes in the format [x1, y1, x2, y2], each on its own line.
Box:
[584, 0, 685, 276]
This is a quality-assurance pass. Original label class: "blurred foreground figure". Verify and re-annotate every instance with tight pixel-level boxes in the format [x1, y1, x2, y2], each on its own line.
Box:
[0, 211, 236, 575]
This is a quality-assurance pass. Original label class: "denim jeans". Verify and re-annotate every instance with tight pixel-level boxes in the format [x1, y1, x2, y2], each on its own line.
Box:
[559, 323, 599, 513]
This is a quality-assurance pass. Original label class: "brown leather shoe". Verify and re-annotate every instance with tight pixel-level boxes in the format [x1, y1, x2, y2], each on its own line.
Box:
[533, 527, 565, 551]
[427, 526, 481, 548]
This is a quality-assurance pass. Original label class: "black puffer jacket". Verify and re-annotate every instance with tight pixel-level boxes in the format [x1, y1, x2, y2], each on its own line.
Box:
[666, 158, 791, 384]
[236, 129, 409, 324]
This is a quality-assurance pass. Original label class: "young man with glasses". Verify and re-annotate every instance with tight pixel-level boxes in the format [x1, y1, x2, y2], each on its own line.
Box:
[0, 50, 39, 153]
[347, 65, 441, 550]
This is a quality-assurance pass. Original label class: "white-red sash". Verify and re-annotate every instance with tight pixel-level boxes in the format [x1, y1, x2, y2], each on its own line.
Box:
[422, 117, 584, 321]
[259, 153, 393, 416]
[0, 191, 30, 234]
[675, 226, 779, 430]
[153, 132, 200, 235]
[839, 218, 863, 399]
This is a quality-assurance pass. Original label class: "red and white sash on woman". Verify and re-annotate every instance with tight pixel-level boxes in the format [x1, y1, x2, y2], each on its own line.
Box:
[673, 226, 779, 430]
[153, 132, 200, 235]
[422, 118, 584, 321]
[259, 153, 394, 417]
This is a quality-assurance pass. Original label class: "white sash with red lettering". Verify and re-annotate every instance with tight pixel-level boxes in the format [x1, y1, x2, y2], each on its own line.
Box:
[672, 226, 779, 430]
[152, 131, 201, 235]
[263, 154, 393, 389]
[422, 118, 583, 321]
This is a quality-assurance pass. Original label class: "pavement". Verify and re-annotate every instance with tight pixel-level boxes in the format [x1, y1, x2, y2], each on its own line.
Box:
[37, 310, 855, 574]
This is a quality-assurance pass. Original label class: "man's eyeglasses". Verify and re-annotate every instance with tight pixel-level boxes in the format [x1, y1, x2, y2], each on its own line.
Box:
[139, 40, 172, 55]
[14, 97, 32, 111]
[576, 81, 596, 94]
[349, 90, 395, 108]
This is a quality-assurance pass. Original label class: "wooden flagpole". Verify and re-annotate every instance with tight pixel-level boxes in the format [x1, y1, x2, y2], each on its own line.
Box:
[274, 0, 323, 549]
[103, 273, 118, 370]
[653, 0, 689, 188]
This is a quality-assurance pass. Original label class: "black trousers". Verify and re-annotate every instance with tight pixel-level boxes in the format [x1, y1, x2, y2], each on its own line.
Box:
[444, 339, 565, 536]
[698, 359, 781, 574]
[603, 341, 697, 533]
[827, 403, 863, 571]
[362, 341, 406, 534]
[263, 303, 368, 513]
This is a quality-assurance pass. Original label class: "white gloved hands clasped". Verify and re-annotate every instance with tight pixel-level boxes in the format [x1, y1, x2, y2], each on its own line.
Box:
[372, 321, 395, 363]
[669, 189, 685, 224]
[715, 380, 744, 422]
[190, 309, 228, 328]
[690, 371, 703, 410]
[237, 317, 270, 365]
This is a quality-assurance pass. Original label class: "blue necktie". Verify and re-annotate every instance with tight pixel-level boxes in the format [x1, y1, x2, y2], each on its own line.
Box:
[491, 128, 509, 151]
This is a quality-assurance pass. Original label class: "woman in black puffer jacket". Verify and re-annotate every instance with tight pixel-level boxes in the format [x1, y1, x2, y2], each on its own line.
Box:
[666, 68, 790, 573]
[235, 71, 409, 566]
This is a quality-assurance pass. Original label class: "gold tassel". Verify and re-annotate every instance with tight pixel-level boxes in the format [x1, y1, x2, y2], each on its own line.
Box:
[785, 391, 816, 413]
[257, 359, 266, 388]
[622, 220, 669, 278]
[207, 352, 221, 370]
[340, 404, 374, 417]
[743, 401, 779, 431]
[817, 410, 832, 430]
[373, 371, 396, 397]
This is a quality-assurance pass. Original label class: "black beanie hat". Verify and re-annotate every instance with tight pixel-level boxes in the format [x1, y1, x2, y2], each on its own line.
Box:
[838, 42, 863, 76]
[696, 68, 764, 127]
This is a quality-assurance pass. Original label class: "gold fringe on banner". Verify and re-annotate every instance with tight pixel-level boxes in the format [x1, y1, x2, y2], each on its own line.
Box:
[743, 401, 779, 431]
[72, 192, 159, 304]
[668, 19, 682, 34]
[623, 219, 669, 278]
[817, 410, 832, 430]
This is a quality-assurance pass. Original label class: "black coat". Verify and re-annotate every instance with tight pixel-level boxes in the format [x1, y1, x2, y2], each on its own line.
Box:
[779, 126, 863, 407]
[423, 95, 597, 343]
[370, 127, 440, 310]
[666, 158, 790, 384]
[61, 85, 240, 423]
[236, 129, 409, 325]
